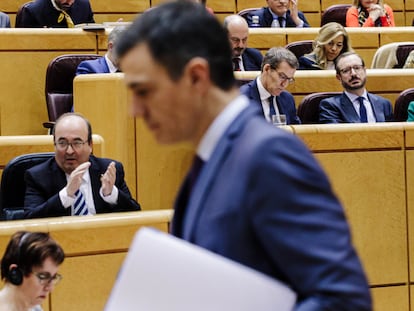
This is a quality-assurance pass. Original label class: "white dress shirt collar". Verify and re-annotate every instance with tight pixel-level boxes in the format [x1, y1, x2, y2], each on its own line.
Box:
[197, 95, 249, 162]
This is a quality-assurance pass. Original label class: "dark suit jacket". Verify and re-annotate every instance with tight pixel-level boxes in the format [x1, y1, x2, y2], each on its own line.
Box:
[171, 104, 371, 310]
[319, 92, 393, 123]
[18, 0, 94, 28]
[240, 79, 301, 124]
[298, 54, 323, 70]
[24, 156, 140, 218]
[76, 57, 110, 75]
[242, 48, 263, 71]
[246, 7, 310, 28]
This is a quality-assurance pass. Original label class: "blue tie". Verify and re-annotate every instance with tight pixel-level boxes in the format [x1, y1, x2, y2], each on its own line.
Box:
[358, 96, 368, 123]
[74, 190, 88, 216]
[268, 96, 276, 119]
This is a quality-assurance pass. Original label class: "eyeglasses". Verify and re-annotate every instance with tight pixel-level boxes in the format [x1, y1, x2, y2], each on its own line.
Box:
[55, 139, 87, 151]
[339, 65, 365, 75]
[271, 68, 295, 84]
[35, 272, 63, 286]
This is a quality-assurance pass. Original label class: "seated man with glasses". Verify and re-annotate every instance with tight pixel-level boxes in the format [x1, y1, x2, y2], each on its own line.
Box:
[0, 231, 65, 310]
[240, 47, 301, 124]
[320, 52, 393, 123]
[23, 112, 141, 218]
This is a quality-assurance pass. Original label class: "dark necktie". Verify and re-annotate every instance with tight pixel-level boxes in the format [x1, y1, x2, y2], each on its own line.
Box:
[268, 96, 276, 119]
[278, 16, 285, 28]
[358, 96, 368, 123]
[188, 155, 205, 196]
[232, 58, 241, 71]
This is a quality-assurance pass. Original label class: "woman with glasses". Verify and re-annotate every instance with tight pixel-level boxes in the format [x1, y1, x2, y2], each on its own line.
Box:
[346, 0, 395, 27]
[299, 22, 353, 70]
[0, 231, 64, 311]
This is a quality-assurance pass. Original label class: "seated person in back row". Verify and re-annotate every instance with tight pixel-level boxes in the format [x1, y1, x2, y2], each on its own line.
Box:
[17, 0, 94, 28]
[223, 15, 263, 71]
[24, 113, 141, 218]
[319, 52, 393, 123]
[76, 26, 126, 75]
[0, 12, 10, 28]
[299, 22, 353, 70]
[245, 0, 310, 28]
[240, 47, 301, 124]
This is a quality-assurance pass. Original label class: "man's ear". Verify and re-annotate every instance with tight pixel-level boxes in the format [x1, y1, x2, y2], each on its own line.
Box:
[336, 73, 341, 82]
[186, 57, 210, 90]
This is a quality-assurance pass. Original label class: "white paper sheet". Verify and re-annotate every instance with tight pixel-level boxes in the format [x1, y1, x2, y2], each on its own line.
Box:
[105, 227, 296, 311]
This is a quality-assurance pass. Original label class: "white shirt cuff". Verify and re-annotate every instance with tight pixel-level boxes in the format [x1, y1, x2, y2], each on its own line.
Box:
[99, 185, 118, 205]
[59, 187, 75, 208]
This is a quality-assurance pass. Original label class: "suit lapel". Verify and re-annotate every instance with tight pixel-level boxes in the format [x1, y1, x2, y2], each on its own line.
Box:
[340, 93, 360, 122]
[367, 93, 380, 121]
[182, 106, 258, 241]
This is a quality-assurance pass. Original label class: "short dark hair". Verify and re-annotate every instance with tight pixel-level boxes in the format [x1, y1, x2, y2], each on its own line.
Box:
[52, 112, 93, 144]
[334, 52, 365, 74]
[1, 231, 65, 282]
[116, 0, 235, 90]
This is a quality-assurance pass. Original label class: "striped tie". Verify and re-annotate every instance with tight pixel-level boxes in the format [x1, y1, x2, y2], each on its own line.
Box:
[73, 190, 88, 216]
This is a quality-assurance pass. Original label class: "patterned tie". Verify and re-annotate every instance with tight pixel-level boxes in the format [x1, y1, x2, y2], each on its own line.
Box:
[358, 96, 368, 123]
[232, 58, 241, 71]
[57, 11, 75, 28]
[268, 96, 276, 120]
[73, 190, 88, 216]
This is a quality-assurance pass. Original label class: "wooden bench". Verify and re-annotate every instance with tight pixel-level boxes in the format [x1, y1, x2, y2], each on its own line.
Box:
[0, 209, 173, 311]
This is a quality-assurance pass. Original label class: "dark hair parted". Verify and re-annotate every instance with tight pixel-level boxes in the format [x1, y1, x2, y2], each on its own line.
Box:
[116, 0, 235, 90]
[1, 231, 65, 282]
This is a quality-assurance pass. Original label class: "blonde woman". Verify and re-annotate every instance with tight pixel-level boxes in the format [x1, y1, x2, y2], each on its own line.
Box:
[346, 0, 394, 27]
[299, 22, 353, 70]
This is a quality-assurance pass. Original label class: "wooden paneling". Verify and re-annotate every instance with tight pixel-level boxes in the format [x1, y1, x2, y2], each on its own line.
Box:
[74, 73, 137, 200]
[74, 74, 194, 210]
[0, 29, 97, 135]
[372, 286, 410, 311]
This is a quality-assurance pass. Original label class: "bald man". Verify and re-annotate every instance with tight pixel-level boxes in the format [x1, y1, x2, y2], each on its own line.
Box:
[224, 14, 263, 71]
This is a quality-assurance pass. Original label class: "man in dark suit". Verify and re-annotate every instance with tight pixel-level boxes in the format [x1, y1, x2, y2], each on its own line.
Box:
[223, 15, 263, 71]
[17, 0, 94, 28]
[245, 0, 310, 28]
[24, 113, 140, 218]
[116, 2, 371, 310]
[240, 47, 301, 124]
[320, 52, 393, 123]
[76, 26, 126, 75]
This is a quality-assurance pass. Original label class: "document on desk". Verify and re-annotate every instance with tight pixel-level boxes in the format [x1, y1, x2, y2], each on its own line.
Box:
[105, 227, 296, 311]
